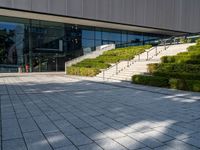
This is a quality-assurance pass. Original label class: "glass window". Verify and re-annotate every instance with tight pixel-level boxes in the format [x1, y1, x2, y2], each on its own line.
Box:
[128, 33, 143, 44]
[95, 29, 102, 40]
[0, 21, 25, 66]
[82, 39, 94, 48]
[82, 29, 94, 39]
[95, 40, 102, 47]
[122, 32, 127, 42]
[102, 30, 121, 42]
[102, 31, 110, 40]
[109, 32, 121, 41]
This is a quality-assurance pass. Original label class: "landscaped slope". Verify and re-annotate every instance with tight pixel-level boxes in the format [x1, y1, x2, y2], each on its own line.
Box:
[132, 40, 200, 92]
[66, 45, 152, 77]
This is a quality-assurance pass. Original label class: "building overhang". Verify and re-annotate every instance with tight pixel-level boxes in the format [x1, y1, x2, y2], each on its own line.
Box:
[0, 8, 187, 36]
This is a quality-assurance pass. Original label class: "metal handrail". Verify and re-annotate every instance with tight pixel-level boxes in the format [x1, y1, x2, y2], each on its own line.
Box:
[101, 33, 200, 80]
[101, 46, 159, 80]
[102, 62, 120, 80]
[102, 41, 173, 80]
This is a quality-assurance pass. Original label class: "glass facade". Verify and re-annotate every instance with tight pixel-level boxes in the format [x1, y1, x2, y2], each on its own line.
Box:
[0, 15, 167, 72]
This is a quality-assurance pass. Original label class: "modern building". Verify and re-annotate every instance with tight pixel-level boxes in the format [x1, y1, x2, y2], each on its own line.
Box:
[0, 0, 200, 72]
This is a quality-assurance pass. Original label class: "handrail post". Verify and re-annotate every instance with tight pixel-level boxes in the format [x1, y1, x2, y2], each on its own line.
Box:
[155, 46, 158, 56]
[116, 63, 118, 75]
[103, 70, 105, 80]
[146, 51, 149, 60]
[138, 55, 140, 61]
[127, 60, 129, 67]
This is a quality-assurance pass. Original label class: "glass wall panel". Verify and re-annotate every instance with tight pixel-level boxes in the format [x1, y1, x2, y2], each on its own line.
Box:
[82, 29, 94, 39]
[31, 20, 65, 51]
[82, 39, 94, 48]
[109, 32, 121, 41]
[102, 31, 110, 40]
[0, 15, 165, 72]
[0, 21, 25, 68]
[95, 40, 102, 47]
[95, 28, 102, 40]
[122, 32, 127, 42]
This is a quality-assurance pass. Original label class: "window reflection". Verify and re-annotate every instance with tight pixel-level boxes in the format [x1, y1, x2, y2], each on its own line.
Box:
[95, 29, 102, 40]
[82, 29, 94, 39]
[0, 22, 24, 65]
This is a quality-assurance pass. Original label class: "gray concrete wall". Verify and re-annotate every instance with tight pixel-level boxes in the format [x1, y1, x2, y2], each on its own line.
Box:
[0, 0, 199, 33]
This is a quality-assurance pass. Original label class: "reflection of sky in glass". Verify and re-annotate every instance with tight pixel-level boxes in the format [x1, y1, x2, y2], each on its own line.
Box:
[0, 22, 17, 31]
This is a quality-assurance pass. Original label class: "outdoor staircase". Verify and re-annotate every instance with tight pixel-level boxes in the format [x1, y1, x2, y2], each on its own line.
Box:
[96, 43, 195, 81]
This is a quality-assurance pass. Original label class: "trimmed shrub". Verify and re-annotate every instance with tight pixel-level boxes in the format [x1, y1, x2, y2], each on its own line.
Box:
[187, 45, 200, 52]
[67, 45, 152, 77]
[148, 63, 200, 74]
[196, 39, 200, 45]
[132, 41, 200, 92]
[66, 67, 100, 77]
[132, 75, 169, 87]
[188, 80, 200, 92]
[161, 55, 200, 64]
[187, 38, 192, 43]
[161, 56, 177, 63]
[169, 79, 200, 92]
[96, 55, 123, 63]
[147, 63, 159, 74]
[180, 38, 187, 44]
[169, 79, 187, 90]
[153, 71, 200, 80]
[74, 59, 111, 69]
[101, 45, 152, 63]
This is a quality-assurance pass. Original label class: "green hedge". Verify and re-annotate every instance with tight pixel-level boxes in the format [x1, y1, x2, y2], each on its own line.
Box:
[132, 75, 200, 92]
[169, 79, 200, 92]
[187, 45, 200, 52]
[161, 55, 200, 64]
[132, 75, 169, 87]
[196, 39, 200, 45]
[66, 45, 152, 76]
[153, 71, 200, 80]
[147, 63, 159, 74]
[148, 63, 200, 74]
[73, 59, 110, 69]
[100, 45, 152, 63]
[66, 67, 100, 77]
[96, 55, 123, 63]
[132, 41, 200, 92]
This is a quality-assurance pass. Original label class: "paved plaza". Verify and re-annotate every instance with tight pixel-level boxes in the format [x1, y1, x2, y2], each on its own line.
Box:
[0, 73, 200, 150]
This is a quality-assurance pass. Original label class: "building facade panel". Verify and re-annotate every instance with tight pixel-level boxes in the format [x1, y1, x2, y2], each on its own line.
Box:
[31, 0, 49, 13]
[13, 0, 31, 10]
[48, 0, 66, 15]
[96, 0, 110, 21]
[0, 0, 12, 8]
[109, 0, 123, 23]
[134, 0, 146, 26]
[0, 0, 200, 33]
[122, 0, 134, 25]
[82, 0, 96, 19]
[144, 0, 156, 27]
[66, 0, 83, 18]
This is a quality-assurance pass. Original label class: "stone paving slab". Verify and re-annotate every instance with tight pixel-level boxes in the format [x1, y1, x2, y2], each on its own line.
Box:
[0, 74, 200, 150]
